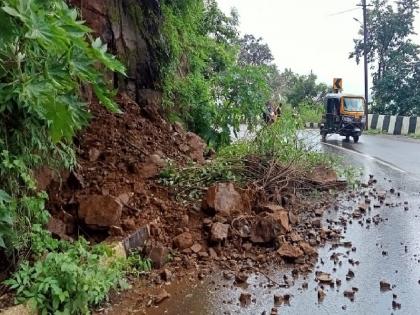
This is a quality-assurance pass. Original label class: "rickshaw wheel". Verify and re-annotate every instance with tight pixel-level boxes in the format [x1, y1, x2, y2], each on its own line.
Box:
[345, 136, 350, 142]
[353, 136, 359, 143]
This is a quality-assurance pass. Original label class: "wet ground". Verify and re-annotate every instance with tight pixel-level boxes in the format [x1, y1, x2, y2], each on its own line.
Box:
[143, 131, 420, 315]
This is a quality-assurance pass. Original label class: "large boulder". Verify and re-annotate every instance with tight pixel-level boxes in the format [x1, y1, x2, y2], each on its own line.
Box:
[78, 195, 122, 229]
[202, 183, 245, 217]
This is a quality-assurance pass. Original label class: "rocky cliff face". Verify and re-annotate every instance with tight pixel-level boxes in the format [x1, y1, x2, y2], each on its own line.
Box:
[70, 0, 166, 104]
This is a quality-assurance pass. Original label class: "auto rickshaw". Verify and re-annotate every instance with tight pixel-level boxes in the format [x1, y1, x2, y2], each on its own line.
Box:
[320, 93, 366, 143]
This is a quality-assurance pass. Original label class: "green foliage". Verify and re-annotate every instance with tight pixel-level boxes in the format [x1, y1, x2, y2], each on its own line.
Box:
[161, 0, 273, 147]
[160, 107, 341, 198]
[4, 237, 128, 315]
[0, 0, 124, 254]
[351, 0, 420, 115]
[278, 69, 330, 107]
[298, 102, 325, 123]
[127, 251, 152, 276]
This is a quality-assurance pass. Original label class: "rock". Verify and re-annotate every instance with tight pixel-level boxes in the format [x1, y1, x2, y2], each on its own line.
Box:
[109, 225, 123, 236]
[392, 300, 401, 310]
[274, 294, 283, 304]
[317, 272, 333, 283]
[149, 246, 169, 268]
[185, 132, 206, 163]
[272, 210, 290, 233]
[346, 269, 355, 280]
[191, 243, 202, 253]
[318, 289, 326, 302]
[235, 272, 248, 284]
[173, 232, 194, 250]
[138, 154, 165, 179]
[300, 242, 317, 256]
[78, 195, 122, 229]
[312, 219, 321, 228]
[358, 203, 368, 212]
[289, 211, 299, 225]
[202, 183, 245, 217]
[122, 218, 136, 231]
[210, 223, 229, 242]
[259, 204, 285, 213]
[250, 214, 281, 244]
[47, 217, 71, 240]
[380, 280, 391, 292]
[154, 288, 170, 305]
[290, 232, 303, 242]
[208, 248, 218, 260]
[161, 269, 174, 282]
[271, 308, 278, 315]
[88, 148, 101, 162]
[278, 243, 304, 260]
[344, 290, 355, 300]
[239, 292, 252, 306]
[309, 166, 338, 185]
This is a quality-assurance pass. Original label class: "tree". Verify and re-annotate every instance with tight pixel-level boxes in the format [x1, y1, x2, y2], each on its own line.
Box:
[350, 0, 420, 115]
[238, 34, 274, 66]
[276, 70, 329, 106]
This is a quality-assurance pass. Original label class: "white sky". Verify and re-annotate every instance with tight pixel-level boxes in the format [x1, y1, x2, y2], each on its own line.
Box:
[217, 0, 420, 96]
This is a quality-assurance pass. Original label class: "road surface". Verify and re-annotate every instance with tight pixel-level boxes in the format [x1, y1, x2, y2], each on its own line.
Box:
[145, 132, 420, 315]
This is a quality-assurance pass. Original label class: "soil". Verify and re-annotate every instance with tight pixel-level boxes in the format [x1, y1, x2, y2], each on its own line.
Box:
[1, 93, 349, 313]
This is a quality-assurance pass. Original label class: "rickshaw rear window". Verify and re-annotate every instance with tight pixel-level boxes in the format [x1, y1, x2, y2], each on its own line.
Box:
[343, 98, 364, 112]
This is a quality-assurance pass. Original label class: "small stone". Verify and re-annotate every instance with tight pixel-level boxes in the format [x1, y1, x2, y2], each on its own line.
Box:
[191, 243, 202, 253]
[239, 292, 252, 306]
[344, 290, 355, 300]
[318, 289, 326, 302]
[161, 269, 174, 282]
[153, 288, 170, 305]
[380, 280, 391, 292]
[210, 222, 229, 242]
[235, 272, 248, 284]
[173, 232, 194, 250]
[274, 294, 283, 305]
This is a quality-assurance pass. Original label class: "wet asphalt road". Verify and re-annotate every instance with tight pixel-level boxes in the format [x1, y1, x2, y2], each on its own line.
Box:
[146, 131, 420, 315]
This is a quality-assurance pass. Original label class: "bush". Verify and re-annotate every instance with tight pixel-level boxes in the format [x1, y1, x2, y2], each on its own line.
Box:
[298, 102, 324, 123]
[4, 238, 128, 314]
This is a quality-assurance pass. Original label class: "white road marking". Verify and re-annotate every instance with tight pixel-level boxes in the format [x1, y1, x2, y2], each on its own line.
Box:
[322, 142, 407, 174]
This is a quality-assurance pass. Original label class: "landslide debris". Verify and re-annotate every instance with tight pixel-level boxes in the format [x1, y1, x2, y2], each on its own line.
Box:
[43, 93, 350, 313]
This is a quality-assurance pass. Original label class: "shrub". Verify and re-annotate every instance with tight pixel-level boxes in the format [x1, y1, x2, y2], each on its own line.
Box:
[4, 238, 128, 314]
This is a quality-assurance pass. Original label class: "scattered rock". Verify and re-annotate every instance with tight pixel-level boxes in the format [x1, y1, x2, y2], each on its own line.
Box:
[78, 195, 122, 229]
[344, 290, 355, 301]
[318, 289, 326, 302]
[239, 292, 252, 306]
[191, 243, 202, 253]
[161, 269, 174, 282]
[278, 243, 304, 260]
[274, 294, 283, 305]
[210, 223, 229, 242]
[300, 242, 318, 256]
[380, 280, 391, 292]
[173, 232, 194, 250]
[235, 272, 248, 284]
[317, 272, 333, 283]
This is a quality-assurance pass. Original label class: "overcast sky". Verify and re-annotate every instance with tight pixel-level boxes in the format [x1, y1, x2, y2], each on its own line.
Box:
[217, 0, 420, 96]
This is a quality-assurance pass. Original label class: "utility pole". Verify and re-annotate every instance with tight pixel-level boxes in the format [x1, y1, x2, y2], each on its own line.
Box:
[358, 0, 370, 129]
